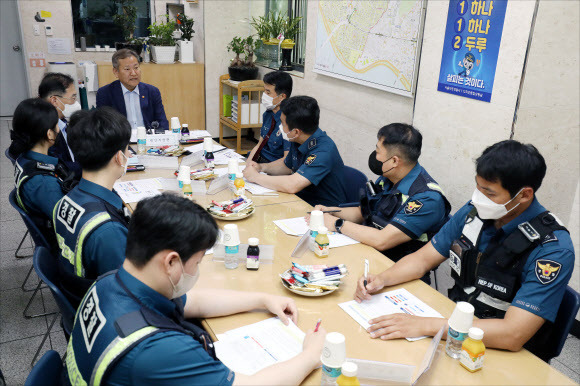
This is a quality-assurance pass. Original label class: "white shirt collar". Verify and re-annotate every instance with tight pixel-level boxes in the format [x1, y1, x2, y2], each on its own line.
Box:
[120, 83, 139, 95]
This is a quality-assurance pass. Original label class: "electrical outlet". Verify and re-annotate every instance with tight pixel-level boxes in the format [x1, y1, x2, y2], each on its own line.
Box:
[33, 25, 40, 36]
[45, 25, 53, 36]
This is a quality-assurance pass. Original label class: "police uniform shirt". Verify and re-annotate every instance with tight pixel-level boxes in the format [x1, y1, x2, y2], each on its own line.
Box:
[63, 179, 128, 276]
[283, 128, 348, 207]
[375, 163, 449, 239]
[105, 267, 235, 385]
[260, 109, 290, 162]
[431, 198, 574, 322]
[17, 151, 65, 218]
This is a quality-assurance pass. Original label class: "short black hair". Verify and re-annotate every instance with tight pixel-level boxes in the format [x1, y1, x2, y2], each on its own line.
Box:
[38, 72, 74, 99]
[280, 96, 319, 134]
[126, 193, 219, 267]
[9, 98, 59, 158]
[263, 71, 292, 98]
[476, 140, 547, 196]
[377, 123, 422, 163]
[67, 107, 131, 171]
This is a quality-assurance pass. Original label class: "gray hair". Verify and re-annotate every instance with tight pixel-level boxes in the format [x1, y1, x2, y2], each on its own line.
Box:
[112, 49, 140, 69]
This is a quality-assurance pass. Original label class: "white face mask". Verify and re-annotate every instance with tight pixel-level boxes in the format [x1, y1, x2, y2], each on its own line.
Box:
[120, 151, 129, 178]
[168, 258, 200, 298]
[261, 93, 279, 111]
[471, 188, 523, 220]
[280, 125, 297, 142]
[57, 98, 82, 119]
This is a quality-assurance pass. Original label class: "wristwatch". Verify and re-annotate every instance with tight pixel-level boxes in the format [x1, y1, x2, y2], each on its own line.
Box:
[335, 218, 345, 234]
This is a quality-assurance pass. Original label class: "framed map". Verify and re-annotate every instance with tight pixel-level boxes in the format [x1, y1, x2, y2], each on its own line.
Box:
[314, 0, 425, 97]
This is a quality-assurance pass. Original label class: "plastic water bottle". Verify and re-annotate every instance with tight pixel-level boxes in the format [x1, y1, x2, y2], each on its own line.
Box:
[137, 126, 146, 155]
[223, 224, 240, 269]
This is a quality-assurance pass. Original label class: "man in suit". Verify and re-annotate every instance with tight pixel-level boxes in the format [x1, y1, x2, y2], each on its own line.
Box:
[39, 72, 82, 178]
[96, 49, 169, 136]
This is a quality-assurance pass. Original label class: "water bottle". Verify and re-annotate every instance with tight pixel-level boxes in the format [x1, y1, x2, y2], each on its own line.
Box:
[445, 302, 474, 359]
[223, 224, 240, 269]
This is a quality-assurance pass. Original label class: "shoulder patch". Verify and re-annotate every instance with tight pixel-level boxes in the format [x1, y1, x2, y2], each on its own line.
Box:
[14, 162, 24, 184]
[305, 154, 317, 165]
[404, 200, 423, 215]
[308, 138, 317, 150]
[36, 162, 55, 172]
[57, 196, 86, 233]
[80, 286, 107, 353]
[541, 233, 558, 245]
[535, 259, 562, 285]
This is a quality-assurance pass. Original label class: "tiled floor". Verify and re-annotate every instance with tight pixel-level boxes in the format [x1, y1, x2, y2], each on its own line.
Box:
[0, 117, 578, 384]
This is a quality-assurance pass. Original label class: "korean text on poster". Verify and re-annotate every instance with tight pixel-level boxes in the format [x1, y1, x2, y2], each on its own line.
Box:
[437, 0, 508, 102]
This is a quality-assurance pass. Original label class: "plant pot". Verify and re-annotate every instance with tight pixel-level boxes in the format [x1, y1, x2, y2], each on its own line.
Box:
[178, 40, 195, 63]
[151, 45, 176, 64]
[263, 42, 280, 68]
[280, 48, 294, 71]
[115, 42, 143, 56]
[228, 66, 259, 81]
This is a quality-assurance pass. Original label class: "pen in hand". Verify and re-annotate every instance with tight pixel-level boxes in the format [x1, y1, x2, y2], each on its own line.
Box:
[364, 259, 369, 289]
[314, 318, 322, 332]
[306, 210, 342, 214]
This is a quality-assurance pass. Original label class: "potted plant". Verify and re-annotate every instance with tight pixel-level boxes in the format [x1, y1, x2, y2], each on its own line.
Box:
[279, 15, 302, 71]
[227, 36, 259, 81]
[249, 14, 270, 64]
[176, 13, 195, 63]
[113, 0, 142, 55]
[148, 15, 177, 64]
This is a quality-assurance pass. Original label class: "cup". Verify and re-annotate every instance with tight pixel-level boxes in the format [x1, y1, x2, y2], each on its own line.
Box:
[309, 210, 324, 232]
[104, 45, 110, 51]
[204, 137, 213, 152]
[95, 45, 101, 51]
[223, 224, 240, 246]
[228, 159, 239, 175]
[448, 301, 474, 333]
[136, 126, 147, 140]
[320, 332, 346, 368]
[170, 117, 181, 131]
[177, 165, 191, 187]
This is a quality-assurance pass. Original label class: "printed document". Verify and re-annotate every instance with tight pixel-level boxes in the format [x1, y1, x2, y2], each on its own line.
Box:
[274, 217, 360, 248]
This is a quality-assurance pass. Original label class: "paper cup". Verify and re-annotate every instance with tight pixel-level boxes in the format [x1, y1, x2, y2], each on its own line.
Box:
[136, 126, 147, 140]
[178, 165, 191, 183]
[321, 332, 346, 368]
[228, 159, 239, 175]
[104, 45, 110, 51]
[170, 117, 181, 131]
[204, 137, 213, 152]
[223, 224, 240, 246]
[309, 210, 324, 232]
[448, 301, 474, 333]
[95, 45, 101, 51]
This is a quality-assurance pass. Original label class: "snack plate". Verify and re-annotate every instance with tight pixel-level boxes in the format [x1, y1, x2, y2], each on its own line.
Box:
[280, 270, 338, 297]
[207, 206, 255, 221]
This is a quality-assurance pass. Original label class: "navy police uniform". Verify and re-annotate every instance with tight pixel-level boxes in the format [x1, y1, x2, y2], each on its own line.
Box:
[258, 110, 290, 162]
[431, 198, 574, 361]
[361, 163, 451, 262]
[65, 267, 234, 385]
[14, 151, 75, 250]
[284, 128, 348, 207]
[54, 179, 129, 308]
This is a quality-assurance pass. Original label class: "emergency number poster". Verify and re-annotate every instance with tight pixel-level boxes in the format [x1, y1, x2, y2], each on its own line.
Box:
[437, 0, 508, 102]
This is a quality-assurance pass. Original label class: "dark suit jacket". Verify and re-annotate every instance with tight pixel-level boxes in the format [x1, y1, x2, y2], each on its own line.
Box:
[48, 130, 82, 179]
[96, 80, 169, 130]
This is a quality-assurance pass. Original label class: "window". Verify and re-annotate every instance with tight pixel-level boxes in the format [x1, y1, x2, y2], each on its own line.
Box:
[71, 0, 151, 48]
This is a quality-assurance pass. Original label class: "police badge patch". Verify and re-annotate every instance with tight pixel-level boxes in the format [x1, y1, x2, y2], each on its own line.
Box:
[80, 286, 107, 353]
[404, 200, 423, 215]
[535, 259, 562, 285]
[305, 154, 317, 165]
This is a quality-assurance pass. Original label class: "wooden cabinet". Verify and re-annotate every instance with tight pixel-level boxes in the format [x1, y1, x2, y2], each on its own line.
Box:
[97, 62, 205, 131]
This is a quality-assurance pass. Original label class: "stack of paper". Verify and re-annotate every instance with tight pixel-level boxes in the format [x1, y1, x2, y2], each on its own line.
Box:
[273, 217, 360, 248]
[214, 317, 305, 375]
[138, 154, 179, 170]
[214, 149, 245, 165]
[339, 288, 443, 341]
[114, 179, 162, 203]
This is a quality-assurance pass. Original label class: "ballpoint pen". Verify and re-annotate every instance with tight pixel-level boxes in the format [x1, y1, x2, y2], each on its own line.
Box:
[364, 259, 369, 288]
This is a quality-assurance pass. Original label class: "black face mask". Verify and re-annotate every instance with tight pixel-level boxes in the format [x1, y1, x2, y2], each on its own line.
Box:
[368, 151, 394, 176]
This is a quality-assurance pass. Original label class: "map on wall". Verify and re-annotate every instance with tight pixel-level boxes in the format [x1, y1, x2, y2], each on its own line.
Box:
[314, 0, 425, 97]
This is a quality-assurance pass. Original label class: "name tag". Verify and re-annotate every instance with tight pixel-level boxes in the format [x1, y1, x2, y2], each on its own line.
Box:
[463, 216, 483, 245]
[146, 133, 179, 146]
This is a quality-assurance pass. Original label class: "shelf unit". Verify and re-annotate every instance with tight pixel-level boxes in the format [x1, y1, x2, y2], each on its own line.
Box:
[218, 74, 265, 154]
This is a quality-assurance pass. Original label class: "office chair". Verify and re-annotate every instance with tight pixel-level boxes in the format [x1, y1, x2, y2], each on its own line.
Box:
[24, 350, 63, 385]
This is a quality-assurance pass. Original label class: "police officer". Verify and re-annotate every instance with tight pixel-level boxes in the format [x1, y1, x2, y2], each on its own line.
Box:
[354, 140, 574, 359]
[247, 71, 292, 163]
[9, 98, 74, 251]
[243, 96, 348, 207]
[311, 124, 451, 281]
[64, 193, 326, 385]
[39, 72, 82, 177]
[53, 107, 132, 308]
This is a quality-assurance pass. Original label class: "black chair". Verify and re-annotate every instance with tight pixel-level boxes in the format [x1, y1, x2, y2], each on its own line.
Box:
[339, 166, 367, 207]
[5, 148, 31, 259]
[32, 246, 76, 366]
[8, 189, 54, 319]
[24, 350, 63, 386]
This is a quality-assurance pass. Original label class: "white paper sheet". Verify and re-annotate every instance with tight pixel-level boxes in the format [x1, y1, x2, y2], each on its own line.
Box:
[189, 130, 212, 139]
[339, 288, 443, 341]
[183, 142, 226, 153]
[138, 155, 179, 170]
[215, 317, 305, 376]
[214, 149, 245, 165]
[273, 217, 360, 248]
[114, 179, 162, 203]
[47, 38, 71, 54]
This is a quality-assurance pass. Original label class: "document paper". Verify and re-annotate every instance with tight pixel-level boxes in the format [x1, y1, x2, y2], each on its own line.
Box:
[273, 217, 360, 248]
[114, 179, 162, 203]
[214, 317, 305, 375]
[339, 288, 443, 341]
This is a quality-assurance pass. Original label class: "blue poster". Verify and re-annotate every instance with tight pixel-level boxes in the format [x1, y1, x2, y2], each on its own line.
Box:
[437, 0, 508, 102]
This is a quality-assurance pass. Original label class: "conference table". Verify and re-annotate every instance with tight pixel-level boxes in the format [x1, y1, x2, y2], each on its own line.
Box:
[121, 149, 574, 385]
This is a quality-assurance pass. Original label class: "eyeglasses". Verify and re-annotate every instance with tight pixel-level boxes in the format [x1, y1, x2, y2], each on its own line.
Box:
[54, 95, 77, 102]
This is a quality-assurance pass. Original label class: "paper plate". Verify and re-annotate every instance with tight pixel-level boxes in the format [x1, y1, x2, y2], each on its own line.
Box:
[207, 206, 255, 221]
[280, 270, 338, 297]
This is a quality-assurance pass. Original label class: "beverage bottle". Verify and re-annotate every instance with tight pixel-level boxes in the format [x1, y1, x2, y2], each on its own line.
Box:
[320, 332, 346, 386]
[137, 126, 147, 155]
[246, 238, 260, 270]
[309, 210, 324, 252]
[224, 224, 240, 269]
[314, 226, 330, 257]
[445, 302, 474, 359]
[234, 173, 245, 197]
[336, 362, 360, 386]
[181, 123, 190, 140]
[182, 177, 192, 197]
[460, 327, 485, 372]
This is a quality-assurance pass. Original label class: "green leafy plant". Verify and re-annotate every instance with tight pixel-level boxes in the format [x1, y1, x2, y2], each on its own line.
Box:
[176, 13, 195, 41]
[112, 0, 137, 41]
[250, 15, 270, 40]
[148, 15, 177, 46]
[283, 15, 302, 41]
[267, 11, 286, 41]
[243, 36, 260, 66]
[228, 36, 245, 67]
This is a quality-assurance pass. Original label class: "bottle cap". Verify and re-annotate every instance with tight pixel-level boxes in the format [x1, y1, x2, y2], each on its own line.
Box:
[320, 332, 346, 367]
[236, 172, 243, 179]
[468, 327, 484, 340]
[182, 123, 188, 128]
[318, 226, 328, 235]
[309, 210, 324, 232]
[448, 301, 475, 333]
[248, 237, 259, 246]
[341, 362, 358, 377]
[170, 117, 181, 130]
